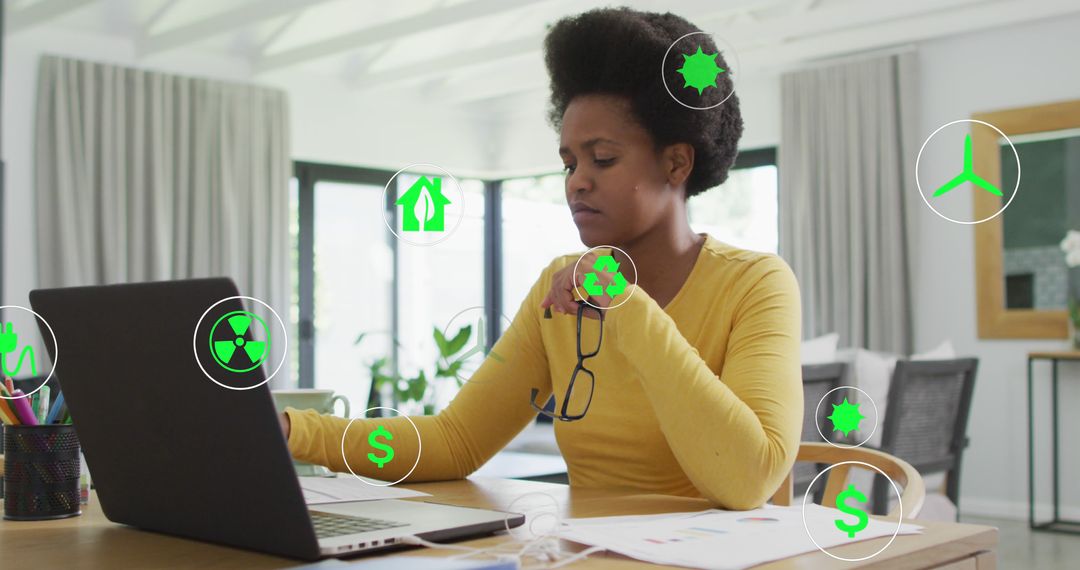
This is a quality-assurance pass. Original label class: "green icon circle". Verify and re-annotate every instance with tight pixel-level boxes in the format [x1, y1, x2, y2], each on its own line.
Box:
[801, 461, 903, 562]
[660, 30, 740, 111]
[813, 386, 879, 449]
[208, 310, 272, 373]
[572, 245, 638, 311]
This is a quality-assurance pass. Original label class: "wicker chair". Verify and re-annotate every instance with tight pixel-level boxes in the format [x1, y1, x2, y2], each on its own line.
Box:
[871, 358, 978, 518]
[796, 363, 847, 498]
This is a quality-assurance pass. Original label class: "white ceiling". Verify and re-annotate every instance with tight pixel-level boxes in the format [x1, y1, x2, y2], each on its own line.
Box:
[7, 0, 1080, 111]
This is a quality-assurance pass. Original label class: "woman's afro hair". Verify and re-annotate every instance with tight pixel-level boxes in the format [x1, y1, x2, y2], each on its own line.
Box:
[544, 7, 744, 197]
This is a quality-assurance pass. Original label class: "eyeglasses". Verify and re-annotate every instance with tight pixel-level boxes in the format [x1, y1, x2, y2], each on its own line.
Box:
[531, 300, 603, 421]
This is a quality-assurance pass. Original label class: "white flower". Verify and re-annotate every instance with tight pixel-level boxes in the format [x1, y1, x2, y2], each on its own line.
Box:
[1068, 250, 1080, 269]
[1061, 230, 1080, 263]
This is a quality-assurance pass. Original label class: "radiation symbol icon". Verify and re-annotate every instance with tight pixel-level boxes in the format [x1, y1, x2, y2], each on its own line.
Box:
[209, 311, 271, 373]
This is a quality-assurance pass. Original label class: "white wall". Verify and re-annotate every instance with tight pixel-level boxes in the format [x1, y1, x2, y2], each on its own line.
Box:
[484, 71, 782, 176]
[914, 13, 1080, 519]
[2, 27, 493, 307]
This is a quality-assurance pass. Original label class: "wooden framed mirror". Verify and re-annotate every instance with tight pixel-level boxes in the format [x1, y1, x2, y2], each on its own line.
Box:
[974, 99, 1080, 339]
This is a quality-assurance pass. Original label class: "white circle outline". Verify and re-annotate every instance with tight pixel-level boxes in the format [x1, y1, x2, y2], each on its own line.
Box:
[504, 491, 561, 540]
[801, 460, 904, 562]
[814, 385, 880, 449]
[192, 296, 288, 391]
[0, 305, 59, 400]
[571, 245, 639, 311]
[915, 119, 1021, 225]
[381, 163, 465, 247]
[441, 306, 513, 385]
[340, 406, 422, 487]
[660, 31, 740, 111]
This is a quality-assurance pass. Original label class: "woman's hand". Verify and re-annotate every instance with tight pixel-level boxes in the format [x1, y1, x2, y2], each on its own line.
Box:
[279, 412, 291, 440]
[540, 249, 615, 317]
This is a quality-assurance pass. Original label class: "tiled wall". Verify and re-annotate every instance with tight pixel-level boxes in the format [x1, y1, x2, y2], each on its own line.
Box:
[1003, 245, 1069, 308]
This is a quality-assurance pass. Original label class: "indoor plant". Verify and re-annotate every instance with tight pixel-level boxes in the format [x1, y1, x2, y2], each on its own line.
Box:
[356, 324, 477, 415]
[1059, 230, 1080, 349]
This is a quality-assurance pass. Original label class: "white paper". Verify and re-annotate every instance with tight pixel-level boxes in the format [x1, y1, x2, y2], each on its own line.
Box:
[299, 476, 430, 505]
[559, 505, 922, 570]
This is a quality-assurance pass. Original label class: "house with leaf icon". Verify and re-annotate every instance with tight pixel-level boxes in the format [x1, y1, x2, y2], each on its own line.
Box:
[396, 175, 451, 232]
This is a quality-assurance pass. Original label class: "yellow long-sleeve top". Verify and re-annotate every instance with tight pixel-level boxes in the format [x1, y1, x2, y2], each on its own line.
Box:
[287, 235, 803, 509]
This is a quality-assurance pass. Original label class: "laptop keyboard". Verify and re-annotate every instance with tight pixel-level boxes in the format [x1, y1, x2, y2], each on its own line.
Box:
[310, 510, 408, 539]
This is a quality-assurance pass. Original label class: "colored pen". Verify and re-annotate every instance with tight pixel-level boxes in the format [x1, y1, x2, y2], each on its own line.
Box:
[0, 396, 17, 425]
[36, 385, 51, 423]
[10, 390, 39, 426]
[45, 392, 67, 425]
[31, 391, 41, 423]
[3, 376, 13, 395]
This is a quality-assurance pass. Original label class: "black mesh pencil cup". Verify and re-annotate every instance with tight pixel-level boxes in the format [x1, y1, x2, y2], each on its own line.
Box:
[3, 424, 81, 520]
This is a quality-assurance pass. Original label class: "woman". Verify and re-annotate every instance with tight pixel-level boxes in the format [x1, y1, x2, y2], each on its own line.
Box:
[281, 7, 802, 510]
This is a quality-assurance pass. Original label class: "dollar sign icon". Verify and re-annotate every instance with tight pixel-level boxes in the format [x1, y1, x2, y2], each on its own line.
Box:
[366, 425, 395, 469]
[834, 484, 869, 538]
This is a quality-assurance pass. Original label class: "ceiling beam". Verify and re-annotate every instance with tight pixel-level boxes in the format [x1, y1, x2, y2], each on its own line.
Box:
[6, 0, 95, 34]
[254, 0, 552, 74]
[353, 35, 542, 91]
[143, 0, 182, 31]
[255, 12, 300, 56]
[744, 0, 1080, 71]
[346, 0, 784, 91]
[137, 0, 338, 57]
[440, 55, 547, 104]
[439, 0, 1080, 106]
[718, 0, 986, 48]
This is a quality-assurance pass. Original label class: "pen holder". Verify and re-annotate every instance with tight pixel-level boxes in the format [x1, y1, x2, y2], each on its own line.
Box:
[3, 424, 81, 520]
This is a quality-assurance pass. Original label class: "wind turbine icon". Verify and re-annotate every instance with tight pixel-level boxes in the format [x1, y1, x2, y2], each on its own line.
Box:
[932, 133, 1002, 197]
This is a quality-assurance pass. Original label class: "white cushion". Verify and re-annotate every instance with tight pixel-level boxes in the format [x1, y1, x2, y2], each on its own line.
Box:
[801, 332, 839, 365]
[912, 340, 956, 361]
[841, 340, 959, 514]
[842, 340, 957, 447]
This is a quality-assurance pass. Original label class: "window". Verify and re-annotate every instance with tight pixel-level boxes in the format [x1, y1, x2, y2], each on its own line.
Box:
[500, 174, 582, 319]
[396, 178, 486, 409]
[294, 163, 486, 410]
[688, 148, 779, 253]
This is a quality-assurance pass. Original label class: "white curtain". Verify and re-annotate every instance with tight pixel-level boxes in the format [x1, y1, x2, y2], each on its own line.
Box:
[778, 52, 918, 354]
[34, 55, 291, 381]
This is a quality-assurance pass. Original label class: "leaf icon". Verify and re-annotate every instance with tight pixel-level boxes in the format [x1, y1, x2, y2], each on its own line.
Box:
[414, 186, 435, 229]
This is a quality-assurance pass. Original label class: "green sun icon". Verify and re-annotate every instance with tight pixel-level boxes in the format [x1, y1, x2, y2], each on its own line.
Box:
[676, 46, 725, 95]
[827, 398, 866, 438]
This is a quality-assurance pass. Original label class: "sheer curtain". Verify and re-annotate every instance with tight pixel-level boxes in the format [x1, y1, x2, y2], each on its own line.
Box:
[778, 52, 918, 354]
[34, 55, 292, 383]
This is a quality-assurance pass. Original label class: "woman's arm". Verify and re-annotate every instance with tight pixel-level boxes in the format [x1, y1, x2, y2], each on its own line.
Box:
[285, 273, 554, 482]
[610, 256, 803, 509]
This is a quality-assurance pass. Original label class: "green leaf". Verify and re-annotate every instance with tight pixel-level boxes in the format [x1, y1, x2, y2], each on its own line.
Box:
[408, 370, 428, 402]
[433, 328, 450, 356]
[445, 325, 472, 356]
[435, 360, 464, 378]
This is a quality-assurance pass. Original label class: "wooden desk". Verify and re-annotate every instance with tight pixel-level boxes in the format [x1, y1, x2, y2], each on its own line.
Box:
[1, 477, 997, 569]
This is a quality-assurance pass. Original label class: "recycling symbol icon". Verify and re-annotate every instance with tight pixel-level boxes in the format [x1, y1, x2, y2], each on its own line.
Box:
[582, 255, 629, 299]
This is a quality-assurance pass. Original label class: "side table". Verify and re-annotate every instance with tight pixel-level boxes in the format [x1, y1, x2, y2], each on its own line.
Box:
[1028, 351, 1080, 534]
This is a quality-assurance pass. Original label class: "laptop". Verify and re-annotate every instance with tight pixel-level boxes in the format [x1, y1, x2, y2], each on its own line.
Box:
[29, 278, 524, 560]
